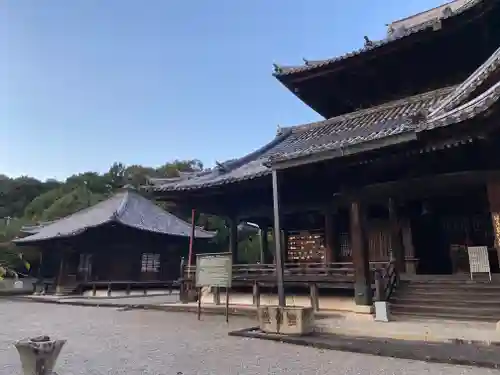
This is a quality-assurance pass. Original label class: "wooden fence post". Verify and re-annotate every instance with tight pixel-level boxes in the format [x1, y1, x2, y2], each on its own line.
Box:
[213, 287, 221, 305]
[374, 270, 383, 301]
[253, 282, 260, 307]
[309, 283, 319, 311]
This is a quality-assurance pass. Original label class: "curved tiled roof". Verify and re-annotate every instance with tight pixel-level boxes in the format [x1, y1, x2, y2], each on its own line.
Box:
[13, 191, 215, 243]
[427, 45, 500, 119]
[148, 87, 454, 192]
[149, 10, 500, 194]
[273, 0, 488, 77]
[273, 43, 500, 163]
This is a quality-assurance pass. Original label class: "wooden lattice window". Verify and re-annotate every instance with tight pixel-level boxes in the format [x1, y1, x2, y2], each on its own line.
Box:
[141, 253, 160, 273]
[339, 232, 351, 258]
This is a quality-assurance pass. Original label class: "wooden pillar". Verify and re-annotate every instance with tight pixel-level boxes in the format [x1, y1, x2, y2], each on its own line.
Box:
[213, 287, 221, 305]
[228, 217, 238, 264]
[487, 181, 500, 265]
[56, 249, 66, 290]
[282, 230, 289, 263]
[388, 198, 405, 272]
[309, 283, 319, 311]
[252, 282, 260, 307]
[324, 210, 336, 263]
[259, 226, 269, 264]
[37, 249, 44, 280]
[272, 170, 286, 307]
[350, 200, 372, 306]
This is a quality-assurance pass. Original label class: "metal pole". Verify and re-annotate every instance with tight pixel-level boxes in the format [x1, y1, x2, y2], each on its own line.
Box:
[197, 287, 201, 320]
[187, 209, 196, 275]
[225, 287, 229, 323]
[272, 170, 286, 307]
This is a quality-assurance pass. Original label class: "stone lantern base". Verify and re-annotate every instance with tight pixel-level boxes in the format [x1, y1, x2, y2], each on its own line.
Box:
[258, 306, 314, 335]
[15, 336, 66, 375]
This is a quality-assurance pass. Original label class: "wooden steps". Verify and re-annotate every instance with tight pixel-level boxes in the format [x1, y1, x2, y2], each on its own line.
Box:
[390, 277, 500, 322]
[55, 284, 79, 296]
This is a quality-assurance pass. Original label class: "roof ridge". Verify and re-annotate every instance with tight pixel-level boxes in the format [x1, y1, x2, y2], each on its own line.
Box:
[390, 0, 466, 26]
[216, 130, 293, 172]
[428, 44, 500, 118]
[114, 190, 131, 220]
[285, 86, 456, 133]
[273, 0, 488, 77]
[424, 79, 500, 130]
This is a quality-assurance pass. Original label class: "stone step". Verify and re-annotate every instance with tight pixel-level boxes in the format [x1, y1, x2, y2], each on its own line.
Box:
[406, 282, 500, 289]
[391, 296, 500, 308]
[390, 309, 500, 322]
[394, 289, 500, 299]
[390, 303, 500, 319]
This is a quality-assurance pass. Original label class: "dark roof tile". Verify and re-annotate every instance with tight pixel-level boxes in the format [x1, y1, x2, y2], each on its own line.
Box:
[14, 191, 215, 243]
[149, 87, 453, 192]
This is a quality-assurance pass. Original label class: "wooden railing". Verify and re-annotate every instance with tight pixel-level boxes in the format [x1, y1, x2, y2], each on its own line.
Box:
[374, 260, 399, 301]
[79, 280, 179, 296]
[183, 261, 389, 288]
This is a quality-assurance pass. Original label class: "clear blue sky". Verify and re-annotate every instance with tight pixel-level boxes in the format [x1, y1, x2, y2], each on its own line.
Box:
[1, 0, 445, 181]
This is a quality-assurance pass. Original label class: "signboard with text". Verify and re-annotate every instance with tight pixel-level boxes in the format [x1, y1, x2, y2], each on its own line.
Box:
[195, 253, 232, 288]
[467, 246, 491, 281]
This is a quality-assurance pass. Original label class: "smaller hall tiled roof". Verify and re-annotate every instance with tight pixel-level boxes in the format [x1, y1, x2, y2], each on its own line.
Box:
[14, 191, 215, 243]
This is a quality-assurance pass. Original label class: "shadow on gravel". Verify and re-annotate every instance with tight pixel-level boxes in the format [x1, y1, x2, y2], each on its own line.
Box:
[229, 327, 500, 369]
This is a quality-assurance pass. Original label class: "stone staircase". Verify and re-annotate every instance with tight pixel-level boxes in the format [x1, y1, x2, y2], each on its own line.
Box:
[390, 275, 500, 322]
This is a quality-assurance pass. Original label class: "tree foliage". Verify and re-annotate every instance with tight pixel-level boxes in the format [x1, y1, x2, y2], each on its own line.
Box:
[0, 159, 263, 270]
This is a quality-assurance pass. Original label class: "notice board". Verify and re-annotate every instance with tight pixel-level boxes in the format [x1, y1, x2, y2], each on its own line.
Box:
[195, 253, 232, 288]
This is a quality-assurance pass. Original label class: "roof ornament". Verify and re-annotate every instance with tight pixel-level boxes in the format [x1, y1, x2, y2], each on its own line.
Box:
[392, 25, 407, 39]
[432, 18, 443, 31]
[387, 25, 395, 36]
[272, 63, 283, 74]
[409, 109, 429, 126]
[276, 124, 283, 135]
[302, 58, 310, 66]
[215, 161, 227, 173]
[442, 6, 453, 18]
[364, 36, 374, 48]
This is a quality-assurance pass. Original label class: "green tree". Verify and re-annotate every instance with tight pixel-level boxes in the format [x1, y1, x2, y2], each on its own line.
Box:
[41, 186, 106, 221]
[24, 187, 67, 220]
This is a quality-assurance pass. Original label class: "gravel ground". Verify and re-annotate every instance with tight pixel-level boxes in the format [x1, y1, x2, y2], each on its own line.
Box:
[0, 300, 496, 375]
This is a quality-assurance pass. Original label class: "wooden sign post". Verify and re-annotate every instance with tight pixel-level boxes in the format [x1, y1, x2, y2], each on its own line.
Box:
[195, 253, 232, 322]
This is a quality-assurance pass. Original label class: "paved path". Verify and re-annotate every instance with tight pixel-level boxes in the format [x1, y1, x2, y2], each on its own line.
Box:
[0, 301, 496, 375]
[21, 294, 500, 345]
[316, 315, 500, 344]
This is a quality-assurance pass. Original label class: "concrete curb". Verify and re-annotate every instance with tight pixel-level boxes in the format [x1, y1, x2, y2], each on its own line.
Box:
[228, 328, 500, 369]
[0, 290, 33, 296]
[4, 296, 258, 316]
[314, 326, 500, 346]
